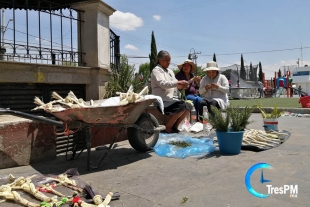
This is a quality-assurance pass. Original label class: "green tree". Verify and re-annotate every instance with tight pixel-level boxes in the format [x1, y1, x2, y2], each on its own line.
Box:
[103, 55, 135, 98]
[149, 31, 157, 73]
[240, 54, 246, 80]
[213, 53, 217, 62]
[132, 62, 151, 92]
[258, 61, 263, 81]
[278, 69, 282, 77]
[249, 62, 254, 81]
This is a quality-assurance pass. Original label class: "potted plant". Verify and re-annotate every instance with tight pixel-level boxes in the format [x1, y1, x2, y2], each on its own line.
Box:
[205, 106, 254, 155]
[256, 105, 282, 131]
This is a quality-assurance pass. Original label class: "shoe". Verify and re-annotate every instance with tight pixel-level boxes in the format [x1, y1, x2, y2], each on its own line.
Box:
[172, 127, 180, 133]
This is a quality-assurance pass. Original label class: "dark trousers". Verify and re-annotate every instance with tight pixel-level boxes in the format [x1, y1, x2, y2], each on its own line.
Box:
[199, 99, 220, 120]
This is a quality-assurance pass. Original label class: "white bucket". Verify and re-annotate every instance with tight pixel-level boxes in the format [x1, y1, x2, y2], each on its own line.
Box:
[263, 118, 278, 131]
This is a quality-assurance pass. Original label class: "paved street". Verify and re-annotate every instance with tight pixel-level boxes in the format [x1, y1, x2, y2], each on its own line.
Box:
[0, 113, 309, 207]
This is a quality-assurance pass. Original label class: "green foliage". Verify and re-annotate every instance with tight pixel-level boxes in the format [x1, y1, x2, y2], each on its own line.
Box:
[205, 105, 254, 132]
[132, 62, 150, 92]
[103, 55, 135, 98]
[149, 31, 157, 73]
[258, 61, 263, 81]
[195, 65, 205, 77]
[206, 106, 230, 132]
[181, 197, 189, 204]
[249, 62, 253, 81]
[169, 141, 192, 148]
[256, 104, 282, 119]
[180, 88, 186, 100]
[227, 106, 254, 131]
[240, 54, 246, 80]
[278, 69, 282, 78]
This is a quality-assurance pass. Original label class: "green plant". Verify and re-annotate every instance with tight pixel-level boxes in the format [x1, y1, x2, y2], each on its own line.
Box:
[227, 106, 254, 131]
[103, 55, 136, 98]
[256, 104, 282, 119]
[180, 197, 188, 204]
[206, 106, 230, 132]
[205, 105, 254, 132]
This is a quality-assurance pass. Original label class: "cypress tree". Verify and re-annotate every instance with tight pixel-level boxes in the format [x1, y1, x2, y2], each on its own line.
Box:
[258, 62, 263, 81]
[149, 31, 157, 73]
[249, 62, 253, 81]
[240, 54, 246, 80]
[278, 69, 282, 77]
[213, 53, 217, 62]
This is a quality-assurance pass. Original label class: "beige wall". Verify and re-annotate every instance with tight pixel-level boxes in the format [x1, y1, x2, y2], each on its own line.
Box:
[0, 61, 111, 100]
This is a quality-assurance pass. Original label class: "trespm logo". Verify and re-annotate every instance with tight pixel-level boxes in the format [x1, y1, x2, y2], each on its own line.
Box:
[266, 185, 298, 197]
[245, 163, 298, 198]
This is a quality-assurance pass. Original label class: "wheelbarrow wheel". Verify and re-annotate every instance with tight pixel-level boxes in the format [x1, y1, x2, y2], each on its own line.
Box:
[128, 112, 159, 152]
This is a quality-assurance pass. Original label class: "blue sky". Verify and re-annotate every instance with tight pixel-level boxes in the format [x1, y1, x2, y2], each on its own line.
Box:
[105, 0, 310, 79]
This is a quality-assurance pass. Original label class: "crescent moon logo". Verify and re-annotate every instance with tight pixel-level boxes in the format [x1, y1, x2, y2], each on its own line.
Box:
[245, 163, 273, 198]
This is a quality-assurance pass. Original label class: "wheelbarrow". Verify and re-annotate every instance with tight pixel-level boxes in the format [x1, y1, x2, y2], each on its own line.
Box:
[0, 98, 165, 170]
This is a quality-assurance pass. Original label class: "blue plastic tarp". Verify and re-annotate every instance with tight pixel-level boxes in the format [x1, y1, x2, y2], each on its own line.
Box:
[153, 133, 216, 159]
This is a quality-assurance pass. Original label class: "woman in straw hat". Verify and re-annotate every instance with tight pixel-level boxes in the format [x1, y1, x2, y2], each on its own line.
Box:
[175, 59, 202, 116]
[151, 50, 192, 133]
[199, 61, 229, 119]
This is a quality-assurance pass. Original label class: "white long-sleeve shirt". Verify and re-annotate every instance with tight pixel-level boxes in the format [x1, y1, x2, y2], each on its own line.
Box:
[199, 74, 230, 109]
[151, 65, 178, 101]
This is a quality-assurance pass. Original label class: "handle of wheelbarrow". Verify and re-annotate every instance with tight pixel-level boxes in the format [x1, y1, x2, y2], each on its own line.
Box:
[0, 108, 63, 127]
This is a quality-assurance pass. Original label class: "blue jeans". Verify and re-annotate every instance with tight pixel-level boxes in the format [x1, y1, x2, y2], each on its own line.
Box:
[186, 94, 202, 114]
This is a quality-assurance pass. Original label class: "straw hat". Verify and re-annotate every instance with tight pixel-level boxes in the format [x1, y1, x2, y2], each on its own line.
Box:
[177, 59, 196, 73]
[203, 61, 219, 72]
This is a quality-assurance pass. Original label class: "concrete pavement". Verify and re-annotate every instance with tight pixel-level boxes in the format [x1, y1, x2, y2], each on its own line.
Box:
[0, 113, 309, 207]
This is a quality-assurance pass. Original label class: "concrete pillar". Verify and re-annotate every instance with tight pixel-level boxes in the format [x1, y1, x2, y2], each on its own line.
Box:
[71, 0, 116, 68]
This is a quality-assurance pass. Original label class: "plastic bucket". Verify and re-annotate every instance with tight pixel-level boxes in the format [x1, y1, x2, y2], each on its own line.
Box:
[263, 118, 278, 131]
[216, 130, 244, 155]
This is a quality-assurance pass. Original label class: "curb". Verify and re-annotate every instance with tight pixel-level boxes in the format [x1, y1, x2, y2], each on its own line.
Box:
[251, 107, 310, 114]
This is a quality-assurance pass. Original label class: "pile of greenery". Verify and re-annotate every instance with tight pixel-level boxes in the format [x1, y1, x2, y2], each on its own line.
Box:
[169, 141, 192, 148]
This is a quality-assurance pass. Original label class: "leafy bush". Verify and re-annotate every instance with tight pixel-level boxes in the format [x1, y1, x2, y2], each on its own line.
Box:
[204, 105, 254, 132]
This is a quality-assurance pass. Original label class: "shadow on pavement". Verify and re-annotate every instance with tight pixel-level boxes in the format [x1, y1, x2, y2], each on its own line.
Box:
[30, 147, 152, 176]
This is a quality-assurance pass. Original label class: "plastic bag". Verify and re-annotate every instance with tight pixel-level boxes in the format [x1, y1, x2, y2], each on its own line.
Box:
[178, 118, 191, 132]
[153, 133, 216, 159]
[189, 122, 203, 133]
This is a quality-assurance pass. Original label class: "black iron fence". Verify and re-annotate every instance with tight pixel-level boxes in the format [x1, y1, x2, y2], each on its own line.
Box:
[0, 0, 120, 68]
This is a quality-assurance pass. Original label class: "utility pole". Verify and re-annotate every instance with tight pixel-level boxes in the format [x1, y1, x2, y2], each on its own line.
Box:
[189, 48, 201, 75]
[0, 9, 5, 60]
[2, 8, 4, 45]
[0, 9, 13, 60]
[297, 58, 300, 67]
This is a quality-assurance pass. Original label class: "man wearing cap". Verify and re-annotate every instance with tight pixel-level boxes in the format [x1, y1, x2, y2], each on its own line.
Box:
[199, 61, 229, 118]
[175, 59, 202, 115]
